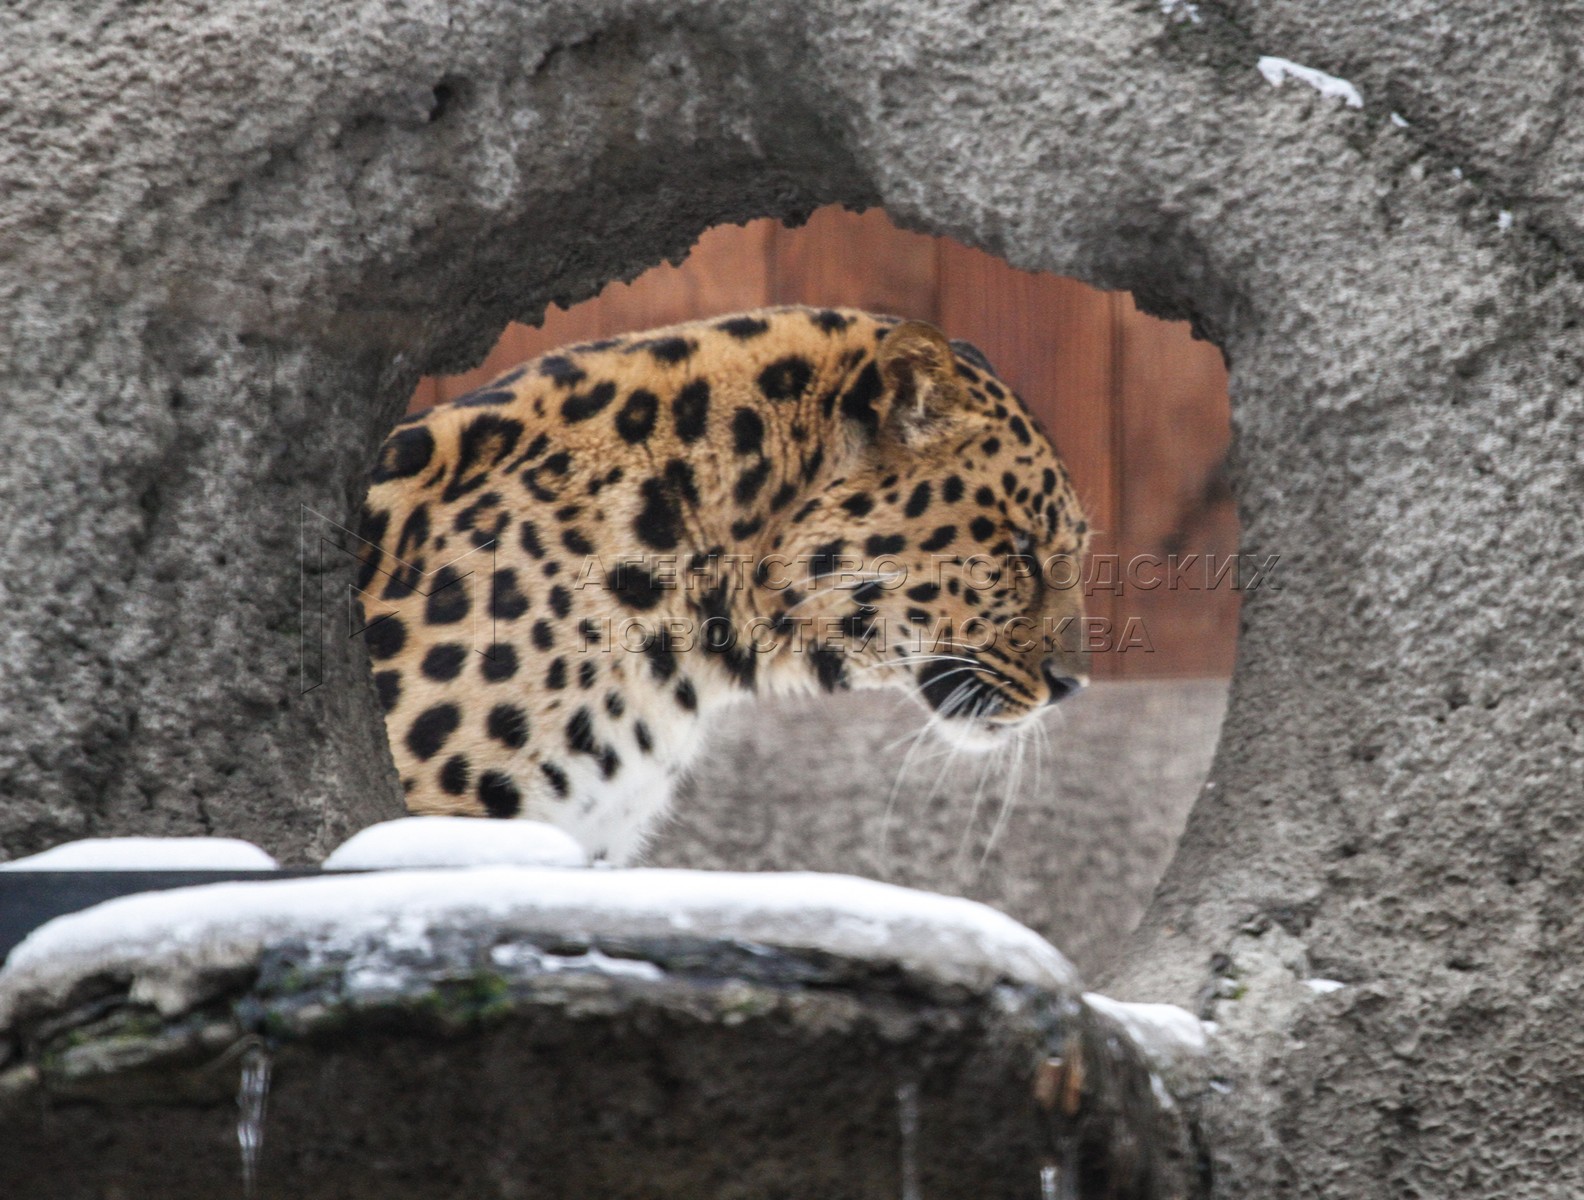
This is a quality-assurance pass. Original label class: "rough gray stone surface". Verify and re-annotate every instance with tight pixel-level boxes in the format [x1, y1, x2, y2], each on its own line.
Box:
[648, 681, 1224, 979]
[3, 0, 1582, 1194]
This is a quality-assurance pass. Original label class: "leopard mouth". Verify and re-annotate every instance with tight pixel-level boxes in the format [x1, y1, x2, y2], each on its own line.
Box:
[911, 656, 1047, 750]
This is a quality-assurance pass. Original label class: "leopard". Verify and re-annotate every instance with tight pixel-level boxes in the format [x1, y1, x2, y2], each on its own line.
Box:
[357, 306, 1091, 864]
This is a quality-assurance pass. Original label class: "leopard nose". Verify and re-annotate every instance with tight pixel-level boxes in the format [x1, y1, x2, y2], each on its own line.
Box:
[1040, 660, 1087, 705]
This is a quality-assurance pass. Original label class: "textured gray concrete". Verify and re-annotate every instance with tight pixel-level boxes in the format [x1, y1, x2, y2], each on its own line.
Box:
[4, 0, 1583, 1193]
[650, 680, 1225, 980]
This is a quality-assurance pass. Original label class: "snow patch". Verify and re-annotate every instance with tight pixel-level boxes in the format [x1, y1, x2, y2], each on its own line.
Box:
[1390, 112, 1410, 128]
[0, 869, 1080, 1027]
[1257, 57, 1364, 109]
[1160, 0, 1201, 24]
[0, 837, 278, 872]
[323, 817, 587, 870]
[488, 942, 665, 982]
[1497, 210, 1514, 232]
[1302, 978, 1347, 994]
[1083, 993, 1210, 1064]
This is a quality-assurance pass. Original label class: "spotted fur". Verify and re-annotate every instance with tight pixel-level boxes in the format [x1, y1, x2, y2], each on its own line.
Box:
[359, 307, 1090, 861]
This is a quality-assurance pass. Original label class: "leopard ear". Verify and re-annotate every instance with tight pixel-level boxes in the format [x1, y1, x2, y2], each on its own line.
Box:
[876, 321, 967, 443]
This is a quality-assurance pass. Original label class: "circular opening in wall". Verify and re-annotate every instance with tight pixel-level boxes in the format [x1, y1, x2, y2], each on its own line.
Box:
[398, 207, 1239, 978]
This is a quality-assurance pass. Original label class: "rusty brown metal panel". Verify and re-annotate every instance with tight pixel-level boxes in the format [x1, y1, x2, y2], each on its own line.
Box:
[1113, 293, 1240, 678]
[768, 207, 939, 321]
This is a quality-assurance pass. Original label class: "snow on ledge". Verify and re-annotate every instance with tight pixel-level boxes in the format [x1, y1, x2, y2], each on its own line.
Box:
[1083, 993, 1210, 1067]
[323, 817, 587, 870]
[1257, 56, 1364, 109]
[0, 837, 278, 872]
[0, 869, 1080, 1028]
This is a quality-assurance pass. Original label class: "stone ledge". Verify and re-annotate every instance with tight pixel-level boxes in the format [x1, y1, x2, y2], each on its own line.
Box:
[0, 869, 1204, 1198]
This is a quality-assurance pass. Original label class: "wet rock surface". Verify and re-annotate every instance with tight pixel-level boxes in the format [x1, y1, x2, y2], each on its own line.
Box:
[0, 873, 1200, 1199]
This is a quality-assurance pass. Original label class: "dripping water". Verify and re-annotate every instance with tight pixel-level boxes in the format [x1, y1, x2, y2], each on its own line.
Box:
[896, 1078, 921, 1200]
[237, 1041, 272, 1198]
[1040, 1161, 1077, 1200]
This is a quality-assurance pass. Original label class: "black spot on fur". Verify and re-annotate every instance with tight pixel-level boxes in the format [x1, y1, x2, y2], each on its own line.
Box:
[634, 336, 695, 364]
[440, 755, 471, 796]
[482, 643, 518, 682]
[567, 707, 598, 756]
[421, 643, 467, 682]
[605, 691, 625, 718]
[635, 478, 682, 550]
[562, 381, 617, 423]
[758, 356, 813, 402]
[981, 437, 1001, 456]
[562, 528, 595, 556]
[840, 362, 883, 434]
[921, 525, 955, 552]
[731, 516, 763, 539]
[607, 563, 666, 610]
[355, 508, 389, 592]
[615, 388, 660, 443]
[519, 520, 545, 558]
[373, 670, 401, 712]
[578, 660, 598, 689]
[674, 679, 697, 711]
[406, 704, 460, 761]
[970, 516, 996, 542]
[1008, 416, 1032, 445]
[487, 704, 529, 749]
[665, 459, 700, 505]
[906, 583, 940, 602]
[504, 432, 551, 473]
[372, 425, 435, 483]
[445, 415, 523, 503]
[734, 459, 771, 506]
[812, 309, 852, 333]
[717, 316, 770, 339]
[905, 482, 932, 518]
[540, 762, 570, 797]
[634, 721, 654, 753]
[809, 539, 845, 581]
[478, 770, 521, 817]
[801, 445, 826, 484]
[546, 658, 567, 689]
[841, 493, 874, 517]
[731, 407, 765, 456]
[949, 339, 995, 374]
[810, 647, 846, 692]
[769, 481, 798, 512]
[533, 621, 555, 651]
[364, 615, 406, 660]
[426, 566, 470, 624]
[866, 534, 906, 556]
[643, 633, 677, 682]
[673, 380, 710, 442]
[490, 569, 529, 621]
[538, 355, 586, 387]
[384, 504, 430, 598]
[548, 585, 572, 618]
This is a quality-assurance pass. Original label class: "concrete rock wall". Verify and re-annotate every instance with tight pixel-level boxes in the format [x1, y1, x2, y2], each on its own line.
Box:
[4, 1, 1582, 1194]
